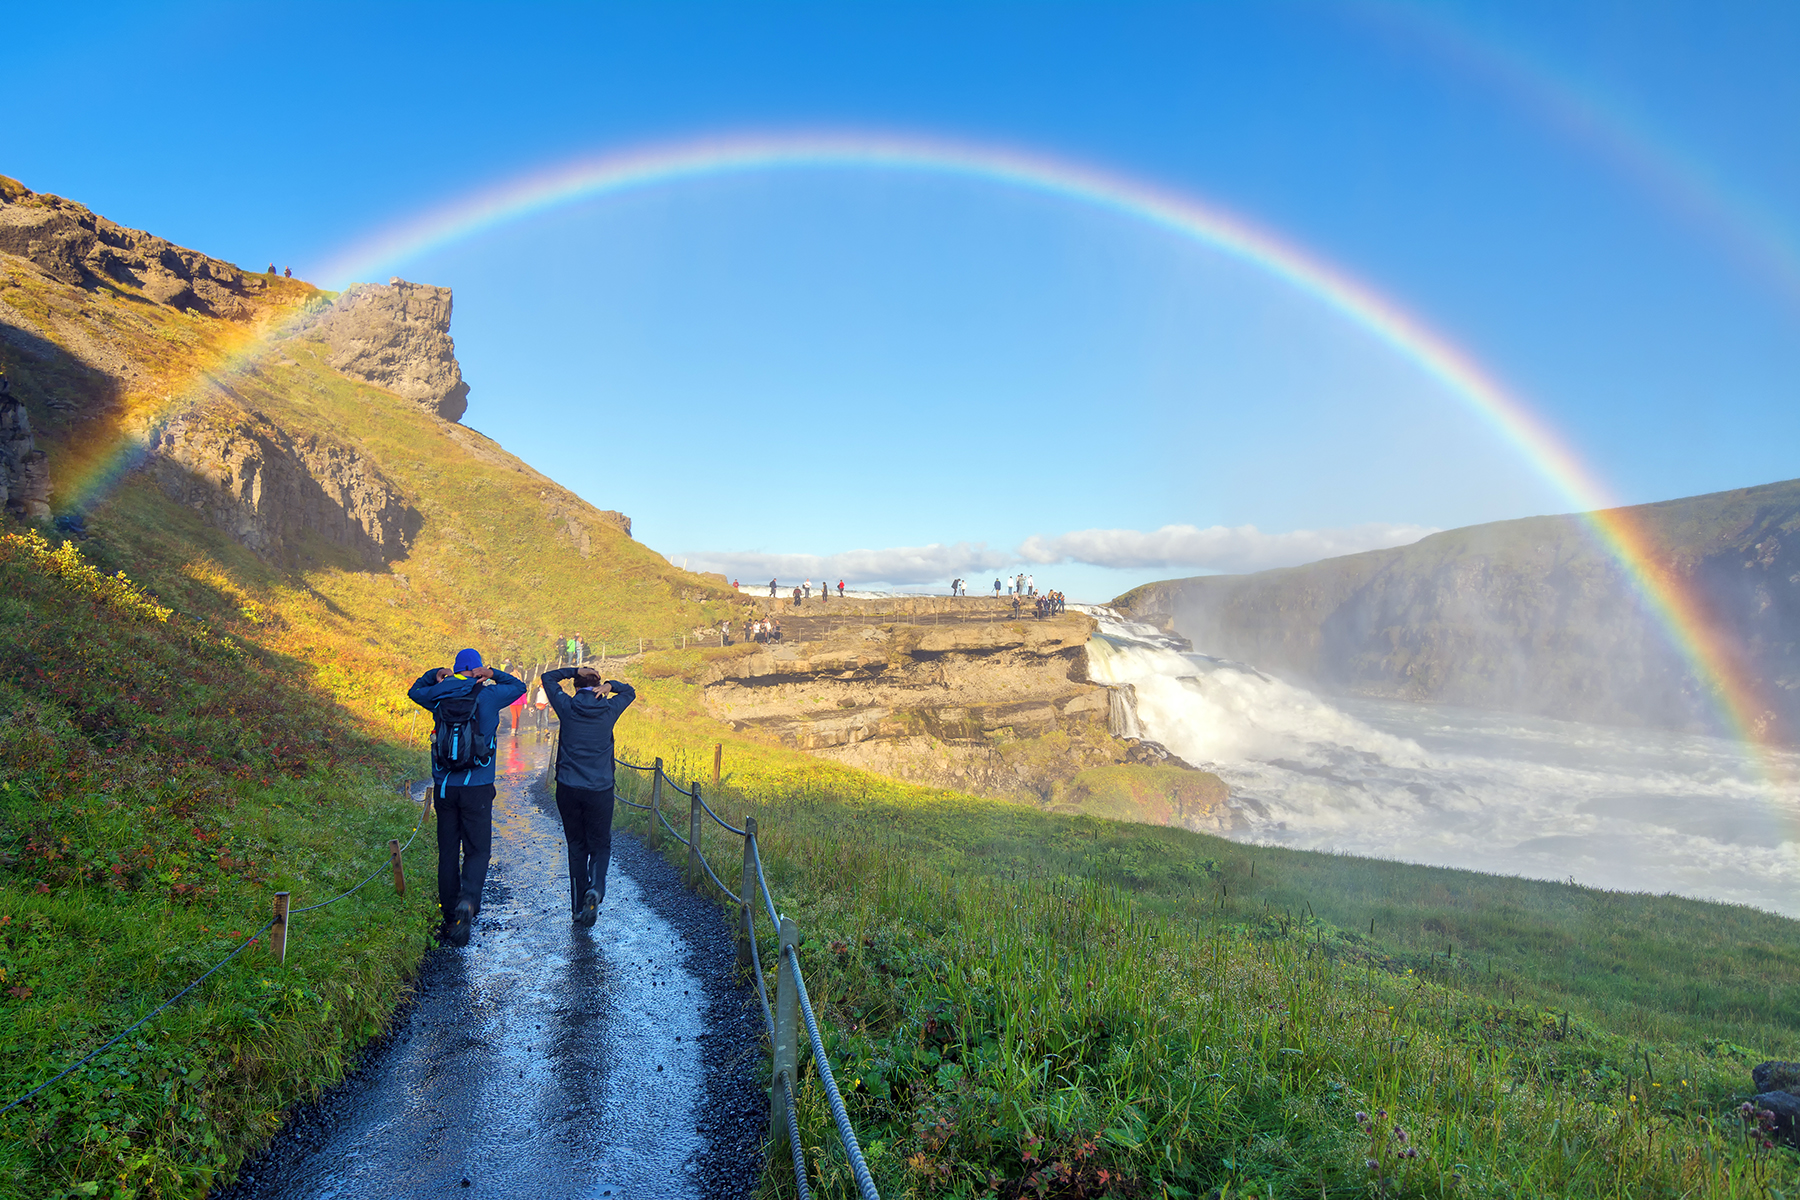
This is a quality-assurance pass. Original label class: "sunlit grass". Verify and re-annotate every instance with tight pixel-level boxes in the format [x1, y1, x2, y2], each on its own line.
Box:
[612, 719, 1800, 1197]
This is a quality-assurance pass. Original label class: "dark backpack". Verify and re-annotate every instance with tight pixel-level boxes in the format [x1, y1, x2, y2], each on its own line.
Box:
[431, 687, 490, 776]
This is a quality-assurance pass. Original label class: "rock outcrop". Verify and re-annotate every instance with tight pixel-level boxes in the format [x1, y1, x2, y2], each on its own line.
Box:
[0, 374, 51, 519]
[290, 279, 469, 421]
[148, 405, 420, 565]
[0, 175, 265, 320]
[701, 604, 1219, 809]
[1117, 478, 1800, 740]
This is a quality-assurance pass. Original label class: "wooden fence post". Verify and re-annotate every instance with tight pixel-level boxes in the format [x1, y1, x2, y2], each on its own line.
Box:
[389, 839, 405, 894]
[270, 892, 290, 963]
[771, 915, 801, 1158]
[686, 784, 703, 888]
[648, 758, 664, 848]
[737, 818, 757, 972]
[713, 743, 722, 785]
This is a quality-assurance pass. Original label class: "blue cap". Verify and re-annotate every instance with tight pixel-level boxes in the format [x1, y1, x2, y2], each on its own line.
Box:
[453, 648, 483, 673]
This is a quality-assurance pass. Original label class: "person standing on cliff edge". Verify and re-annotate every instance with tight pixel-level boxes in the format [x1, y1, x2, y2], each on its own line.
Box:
[409, 650, 526, 947]
[542, 665, 636, 926]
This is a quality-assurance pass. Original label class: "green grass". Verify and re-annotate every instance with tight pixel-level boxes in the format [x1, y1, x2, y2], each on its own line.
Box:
[606, 714, 1800, 1198]
[0, 530, 440, 1198]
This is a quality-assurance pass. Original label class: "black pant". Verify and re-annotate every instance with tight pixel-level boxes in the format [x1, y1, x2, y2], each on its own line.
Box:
[437, 783, 495, 923]
[555, 782, 615, 915]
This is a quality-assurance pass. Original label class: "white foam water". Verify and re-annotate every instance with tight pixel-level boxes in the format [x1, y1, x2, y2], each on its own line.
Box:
[1082, 610, 1800, 917]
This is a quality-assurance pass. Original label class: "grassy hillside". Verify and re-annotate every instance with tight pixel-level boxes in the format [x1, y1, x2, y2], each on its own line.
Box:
[602, 670, 1800, 1196]
[0, 529, 438, 1197]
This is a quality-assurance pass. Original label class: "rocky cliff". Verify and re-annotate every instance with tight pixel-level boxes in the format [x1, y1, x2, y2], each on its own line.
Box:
[701, 599, 1230, 824]
[0, 175, 267, 320]
[0, 374, 50, 519]
[0, 175, 726, 679]
[0, 175, 481, 562]
[148, 402, 420, 565]
[1117, 478, 1800, 738]
[287, 279, 470, 422]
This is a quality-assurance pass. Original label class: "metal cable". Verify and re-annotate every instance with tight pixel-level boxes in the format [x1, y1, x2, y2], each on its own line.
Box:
[752, 836, 781, 928]
[746, 907, 775, 1040]
[786, 944, 881, 1200]
[0, 917, 277, 1117]
[656, 805, 690, 846]
[778, 1070, 813, 1200]
[696, 791, 747, 836]
[615, 758, 657, 773]
[616, 796, 652, 811]
[663, 777, 694, 798]
[695, 847, 744, 907]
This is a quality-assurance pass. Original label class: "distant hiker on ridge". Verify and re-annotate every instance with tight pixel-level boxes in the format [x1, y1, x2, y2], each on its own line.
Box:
[409, 650, 526, 947]
[541, 665, 636, 927]
[769, 578, 778, 598]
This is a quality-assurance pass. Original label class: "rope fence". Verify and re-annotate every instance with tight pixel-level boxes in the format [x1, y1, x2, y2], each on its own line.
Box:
[0, 777, 435, 1119]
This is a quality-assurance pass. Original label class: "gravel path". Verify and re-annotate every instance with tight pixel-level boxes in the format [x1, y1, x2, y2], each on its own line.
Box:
[220, 737, 766, 1199]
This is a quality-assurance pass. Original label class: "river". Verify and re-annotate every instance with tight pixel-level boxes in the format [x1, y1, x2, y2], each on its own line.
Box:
[1083, 610, 1800, 918]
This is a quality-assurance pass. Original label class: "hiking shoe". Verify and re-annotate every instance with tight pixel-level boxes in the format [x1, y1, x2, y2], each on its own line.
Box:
[448, 899, 473, 947]
[577, 888, 599, 928]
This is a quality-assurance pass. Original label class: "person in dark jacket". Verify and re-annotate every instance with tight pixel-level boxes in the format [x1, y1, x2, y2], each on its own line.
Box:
[408, 650, 526, 946]
[542, 666, 637, 926]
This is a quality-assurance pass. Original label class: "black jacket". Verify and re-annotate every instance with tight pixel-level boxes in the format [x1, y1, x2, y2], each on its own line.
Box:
[543, 669, 636, 791]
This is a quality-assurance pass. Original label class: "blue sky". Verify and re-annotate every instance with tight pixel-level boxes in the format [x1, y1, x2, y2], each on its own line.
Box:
[8, 3, 1799, 599]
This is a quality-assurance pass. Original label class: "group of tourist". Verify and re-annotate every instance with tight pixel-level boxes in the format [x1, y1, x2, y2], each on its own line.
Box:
[740, 578, 847, 602]
[744, 615, 784, 643]
[992, 573, 1040, 598]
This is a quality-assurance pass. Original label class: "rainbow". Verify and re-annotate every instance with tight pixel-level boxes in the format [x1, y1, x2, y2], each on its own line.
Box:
[1366, 5, 1800, 313]
[74, 131, 1787, 757]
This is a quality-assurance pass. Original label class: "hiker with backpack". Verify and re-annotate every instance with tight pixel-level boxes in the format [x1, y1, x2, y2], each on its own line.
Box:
[408, 650, 526, 947]
[541, 666, 636, 927]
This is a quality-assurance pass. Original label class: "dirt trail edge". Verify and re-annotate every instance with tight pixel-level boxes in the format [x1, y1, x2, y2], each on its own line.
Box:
[219, 738, 765, 1200]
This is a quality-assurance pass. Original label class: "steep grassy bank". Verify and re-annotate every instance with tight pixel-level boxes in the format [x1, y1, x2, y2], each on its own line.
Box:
[0, 530, 440, 1198]
[603, 659, 1800, 1197]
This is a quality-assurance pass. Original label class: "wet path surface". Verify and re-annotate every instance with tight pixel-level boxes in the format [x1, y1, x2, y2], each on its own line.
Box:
[224, 737, 765, 1200]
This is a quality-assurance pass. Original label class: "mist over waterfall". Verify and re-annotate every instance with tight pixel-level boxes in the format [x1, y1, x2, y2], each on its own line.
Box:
[1084, 611, 1800, 917]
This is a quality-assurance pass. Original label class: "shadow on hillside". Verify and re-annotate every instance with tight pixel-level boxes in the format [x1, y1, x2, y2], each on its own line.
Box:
[0, 315, 124, 437]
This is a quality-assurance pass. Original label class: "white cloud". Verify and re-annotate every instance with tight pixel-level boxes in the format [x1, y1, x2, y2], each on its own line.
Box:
[1016, 522, 1437, 573]
[683, 542, 1013, 587]
[682, 522, 1435, 587]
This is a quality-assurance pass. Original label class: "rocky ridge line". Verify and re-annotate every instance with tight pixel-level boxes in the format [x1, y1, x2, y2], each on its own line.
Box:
[0, 175, 268, 320]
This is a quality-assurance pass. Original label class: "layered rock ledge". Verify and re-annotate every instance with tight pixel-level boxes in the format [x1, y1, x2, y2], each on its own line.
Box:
[702, 600, 1227, 822]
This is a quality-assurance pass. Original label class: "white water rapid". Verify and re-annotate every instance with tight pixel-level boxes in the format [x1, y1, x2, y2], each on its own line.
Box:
[1083, 610, 1800, 917]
